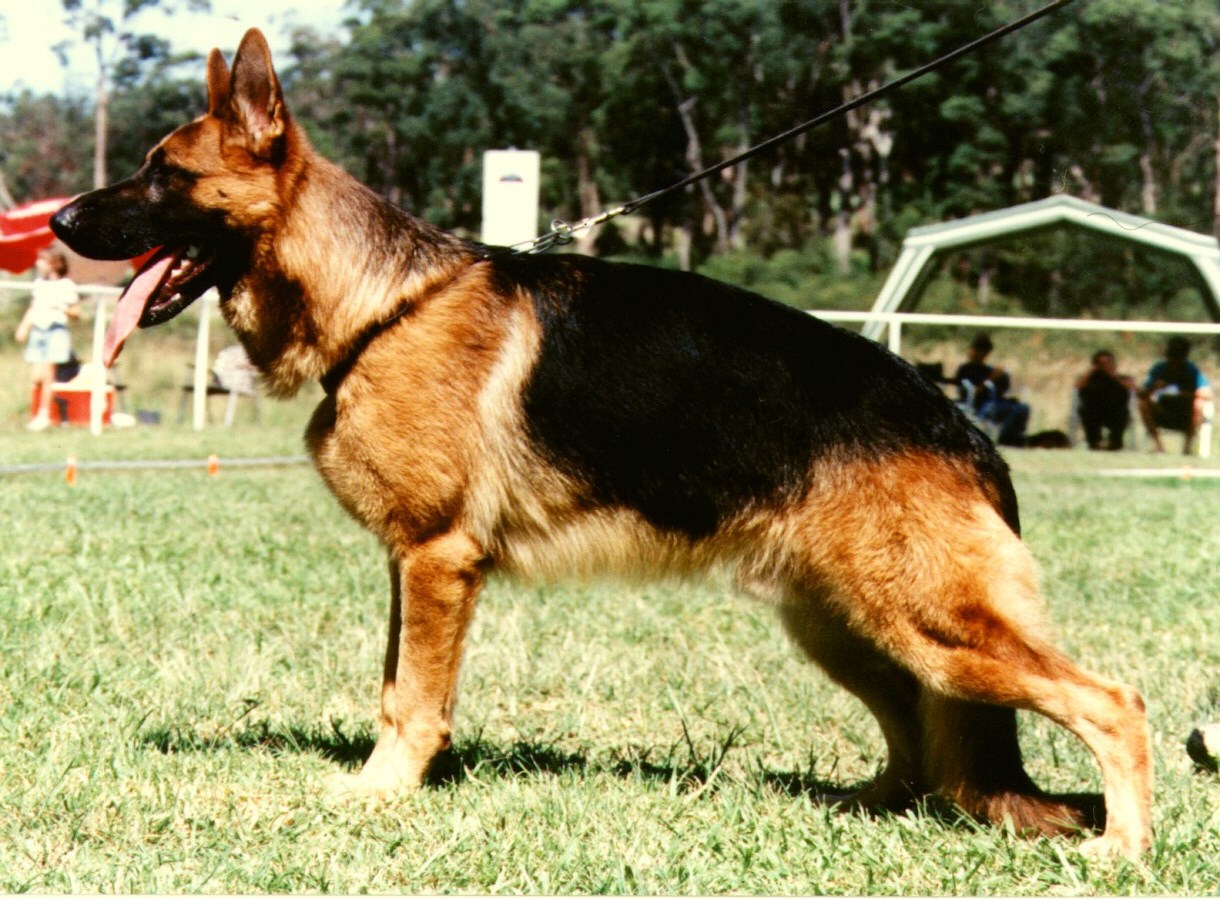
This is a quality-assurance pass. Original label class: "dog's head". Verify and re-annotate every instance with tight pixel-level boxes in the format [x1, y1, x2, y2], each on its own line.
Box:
[52, 29, 293, 365]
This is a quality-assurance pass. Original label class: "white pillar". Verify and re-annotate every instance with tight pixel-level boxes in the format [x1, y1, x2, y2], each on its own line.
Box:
[192, 292, 213, 431]
[481, 150, 541, 248]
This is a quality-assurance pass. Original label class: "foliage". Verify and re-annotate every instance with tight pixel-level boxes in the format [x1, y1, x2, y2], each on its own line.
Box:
[56, 0, 213, 187]
[0, 92, 93, 199]
[1, 0, 1218, 318]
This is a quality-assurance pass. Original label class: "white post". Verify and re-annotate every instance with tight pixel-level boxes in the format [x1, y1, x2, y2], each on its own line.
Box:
[887, 318, 903, 356]
[481, 149, 541, 247]
[90, 293, 108, 436]
[192, 292, 212, 431]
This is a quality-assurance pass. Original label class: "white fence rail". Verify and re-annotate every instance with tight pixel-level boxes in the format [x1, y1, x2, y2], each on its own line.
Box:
[5, 278, 1219, 435]
[811, 310, 1220, 356]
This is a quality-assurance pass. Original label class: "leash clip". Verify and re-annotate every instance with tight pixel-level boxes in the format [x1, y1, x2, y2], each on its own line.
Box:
[524, 219, 576, 254]
[513, 206, 629, 256]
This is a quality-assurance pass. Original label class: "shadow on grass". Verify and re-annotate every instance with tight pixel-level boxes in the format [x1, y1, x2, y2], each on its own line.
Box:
[140, 717, 375, 768]
[139, 717, 863, 797]
[137, 718, 1104, 835]
[426, 736, 588, 786]
[138, 717, 588, 783]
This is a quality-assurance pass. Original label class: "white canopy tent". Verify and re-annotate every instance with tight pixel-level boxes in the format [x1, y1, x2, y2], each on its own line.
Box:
[862, 195, 1220, 341]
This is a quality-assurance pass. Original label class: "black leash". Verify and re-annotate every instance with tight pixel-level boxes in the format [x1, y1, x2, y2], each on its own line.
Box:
[512, 0, 1074, 255]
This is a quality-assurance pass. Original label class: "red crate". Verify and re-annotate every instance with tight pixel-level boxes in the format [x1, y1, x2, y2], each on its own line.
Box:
[31, 382, 114, 427]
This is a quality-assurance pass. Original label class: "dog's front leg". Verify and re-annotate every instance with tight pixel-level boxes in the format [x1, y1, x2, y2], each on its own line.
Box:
[333, 531, 485, 797]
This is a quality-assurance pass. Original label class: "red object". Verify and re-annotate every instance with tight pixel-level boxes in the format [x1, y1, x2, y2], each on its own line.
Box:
[31, 382, 115, 427]
[0, 197, 71, 273]
[0, 196, 157, 274]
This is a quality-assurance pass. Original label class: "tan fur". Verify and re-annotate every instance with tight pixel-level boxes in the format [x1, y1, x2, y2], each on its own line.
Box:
[63, 29, 1153, 860]
[769, 453, 1151, 852]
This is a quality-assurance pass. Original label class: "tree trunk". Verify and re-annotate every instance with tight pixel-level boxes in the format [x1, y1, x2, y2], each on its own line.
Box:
[672, 95, 730, 255]
[93, 52, 108, 189]
[1138, 150, 1157, 216]
[833, 148, 853, 275]
[386, 128, 403, 208]
[1214, 96, 1220, 241]
[728, 107, 749, 251]
[575, 127, 601, 255]
[675, 218, 693, 272]
[665, 51, 730, 255]
[0, 169, 16, 210]
[1069, 162, 1100, 204]
[1138, 104, 1158, 215]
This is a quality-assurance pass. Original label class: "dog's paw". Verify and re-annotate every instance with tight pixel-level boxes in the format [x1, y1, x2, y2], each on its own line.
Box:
[324, 767, 422, 801]
[1077, 834, 1145, 862]
[325, 771, 379, 800]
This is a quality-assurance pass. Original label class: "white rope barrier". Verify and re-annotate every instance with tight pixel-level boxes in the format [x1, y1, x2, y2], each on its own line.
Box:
[0, 454, 310, 482]
[1096, 467, 1220, 480]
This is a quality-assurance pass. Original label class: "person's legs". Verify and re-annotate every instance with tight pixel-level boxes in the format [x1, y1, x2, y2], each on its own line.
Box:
[1103, 399, 1130, 451]
[1078, 400, 1104, 449]
[27, 326, 72, 430]
[1137, 394, 1163, 451]
[994, 399, 1030, 447]
[1152, 396, 1194, 454]
[27, 360, 54, 428]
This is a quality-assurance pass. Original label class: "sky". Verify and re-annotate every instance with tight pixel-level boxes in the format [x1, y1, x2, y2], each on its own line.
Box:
[0, 0, 353, 97]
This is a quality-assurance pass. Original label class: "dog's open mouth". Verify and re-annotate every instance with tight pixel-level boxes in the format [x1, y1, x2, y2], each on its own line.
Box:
[104, 244, 217, 366]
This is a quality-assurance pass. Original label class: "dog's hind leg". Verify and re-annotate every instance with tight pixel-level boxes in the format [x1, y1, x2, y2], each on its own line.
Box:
[788, 456, 1152, 857]
[918, 695, 1103, 836]
[909, 628, 1152, 857]
[332, 531, 484, 797]
[871, 518, 1151, 858]
[778, 599, 927, 811]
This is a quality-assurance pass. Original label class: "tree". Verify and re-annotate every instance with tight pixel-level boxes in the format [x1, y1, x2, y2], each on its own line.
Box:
[58, 0, 211, 188]
[250, 0, 1219, 313]
[0, 92, 93, 199]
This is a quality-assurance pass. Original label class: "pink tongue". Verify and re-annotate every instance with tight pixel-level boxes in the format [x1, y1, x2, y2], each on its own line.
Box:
[103, 248, 179, 367]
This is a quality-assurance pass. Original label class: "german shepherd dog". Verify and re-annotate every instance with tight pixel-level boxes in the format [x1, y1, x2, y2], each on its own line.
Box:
[52, 29, 1152, 858]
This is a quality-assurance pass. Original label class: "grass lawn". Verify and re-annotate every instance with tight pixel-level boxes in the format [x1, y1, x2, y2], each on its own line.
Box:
[0, 420, 1218, 893]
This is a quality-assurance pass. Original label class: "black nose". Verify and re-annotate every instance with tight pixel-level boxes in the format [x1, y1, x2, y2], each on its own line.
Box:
[50, 204, 78, 241]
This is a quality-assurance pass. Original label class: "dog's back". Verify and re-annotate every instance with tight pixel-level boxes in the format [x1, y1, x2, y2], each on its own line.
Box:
[500, 252, 1018, 539]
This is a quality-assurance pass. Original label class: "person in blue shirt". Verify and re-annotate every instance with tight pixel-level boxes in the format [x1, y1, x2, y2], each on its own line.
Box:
[1137, 336, 1213, 454]
[953, 332, 1030, 447]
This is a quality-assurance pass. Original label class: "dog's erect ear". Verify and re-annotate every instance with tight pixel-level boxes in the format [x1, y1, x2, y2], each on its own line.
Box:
[227, 28, 287, 160]
[206, 49, 231, 117]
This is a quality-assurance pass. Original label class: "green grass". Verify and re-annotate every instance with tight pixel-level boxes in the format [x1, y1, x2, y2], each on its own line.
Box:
[0, 423, 1217, 893]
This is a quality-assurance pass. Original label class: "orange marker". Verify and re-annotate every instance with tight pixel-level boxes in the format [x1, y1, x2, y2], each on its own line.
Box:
[207, 454, 220, 476]
[65, 454, 77, 486]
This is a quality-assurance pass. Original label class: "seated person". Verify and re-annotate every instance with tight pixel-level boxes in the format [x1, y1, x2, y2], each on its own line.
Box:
[953, 333, 1030, 447]
[1076, 349, 1135, 451]
[1138, 336, 1213, 454]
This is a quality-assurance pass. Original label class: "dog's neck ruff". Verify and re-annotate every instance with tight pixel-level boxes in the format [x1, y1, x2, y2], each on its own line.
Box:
[319, 245, 500, 395]
[319, 304, 413, 395]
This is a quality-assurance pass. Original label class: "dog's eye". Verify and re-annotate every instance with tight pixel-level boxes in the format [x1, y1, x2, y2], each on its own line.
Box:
[144, 149, 199, 192]
[154, 162, 197, 187]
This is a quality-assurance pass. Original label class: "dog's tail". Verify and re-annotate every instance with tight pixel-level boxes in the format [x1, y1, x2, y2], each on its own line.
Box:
[920, 694, 1104, 835]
